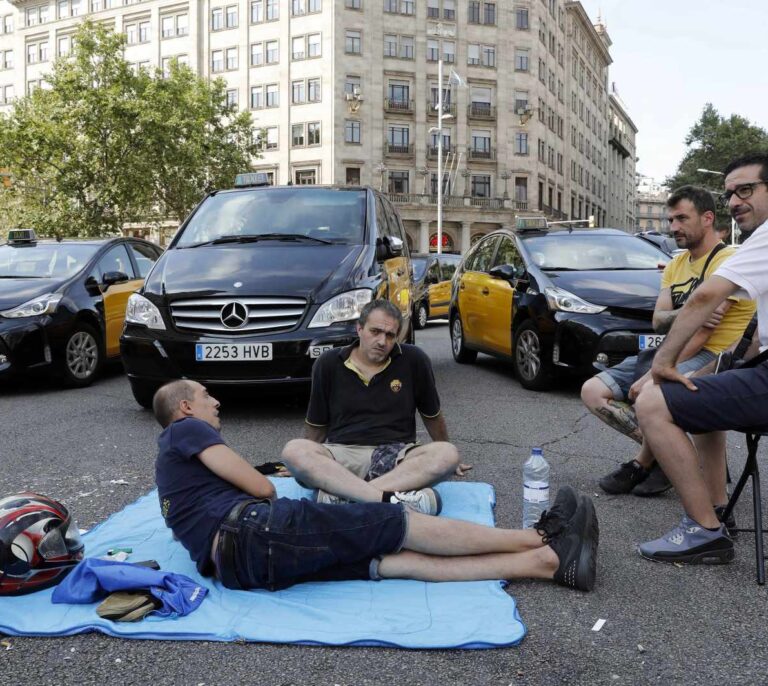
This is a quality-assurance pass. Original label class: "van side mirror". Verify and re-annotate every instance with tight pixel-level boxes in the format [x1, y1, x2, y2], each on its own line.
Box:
[488, 264, 518, 281]
[376, 236, 404, 261]
[102, 270, 130, 286]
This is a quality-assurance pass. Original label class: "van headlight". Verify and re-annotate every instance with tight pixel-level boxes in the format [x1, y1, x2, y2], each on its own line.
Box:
[308, 289, 373, 328]
[125, 293, 166, 330]
[0, 292, 63, 318]
[544, 287, 606, 314]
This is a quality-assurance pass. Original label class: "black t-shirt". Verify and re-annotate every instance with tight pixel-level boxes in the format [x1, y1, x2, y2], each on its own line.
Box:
[306, 342, 441, 445]
[155, 417, 251, 575]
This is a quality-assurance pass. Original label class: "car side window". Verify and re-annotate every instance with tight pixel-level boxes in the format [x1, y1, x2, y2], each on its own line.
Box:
[466, 237, 499, 273]
[382, 197, 405, 243]
[374, 194, 394, 241]
[494, 237, 521, 270]
[96, 244, 135, 281]
[440, 257, 459, 281]
[426, 260, 440, 283]
[128, 242, 160, 278]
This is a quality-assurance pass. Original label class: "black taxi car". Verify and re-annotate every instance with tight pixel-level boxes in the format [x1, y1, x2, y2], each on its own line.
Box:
[0, 229, 162, 386]
[449, 221, 670, 390]
[120, 177, 413, 407]
[411, 252, 462, 329]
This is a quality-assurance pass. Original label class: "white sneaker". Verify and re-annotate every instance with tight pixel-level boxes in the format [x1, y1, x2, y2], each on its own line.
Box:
[316, 490, 351, 505]
[390, 488, 442, 516]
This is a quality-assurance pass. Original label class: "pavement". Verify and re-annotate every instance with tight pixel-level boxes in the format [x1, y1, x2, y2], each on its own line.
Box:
[1, 324, 766, 685]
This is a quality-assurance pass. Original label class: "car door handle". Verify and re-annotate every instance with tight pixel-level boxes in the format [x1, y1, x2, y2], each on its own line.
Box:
[482, 287, 490, 295]
[459, 282, 466, 290]
[396, 269, 405, 277]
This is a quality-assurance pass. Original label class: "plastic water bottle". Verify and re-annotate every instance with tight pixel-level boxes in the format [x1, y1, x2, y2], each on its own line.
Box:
[522, 447, 550, 529]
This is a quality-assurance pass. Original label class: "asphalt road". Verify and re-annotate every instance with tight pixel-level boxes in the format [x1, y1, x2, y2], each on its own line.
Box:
[2, 324, 766, 685]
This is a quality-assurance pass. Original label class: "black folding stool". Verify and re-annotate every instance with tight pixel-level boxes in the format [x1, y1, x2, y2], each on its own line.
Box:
[720, 429, 768, 584]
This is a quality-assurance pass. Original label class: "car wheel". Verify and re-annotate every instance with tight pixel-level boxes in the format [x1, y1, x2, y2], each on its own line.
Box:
[414, 302, 428, 330]
[450, 314, 477, 364]
[129, 379, 158, 409]
[60, 323, 103, 388]
[513, 320, 554, 391]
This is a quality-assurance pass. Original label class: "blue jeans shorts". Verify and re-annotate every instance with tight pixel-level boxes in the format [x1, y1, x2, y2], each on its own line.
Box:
[595, 348, 716, 401]
[661, 362, 768, 434]
[229, 497, 407, 591]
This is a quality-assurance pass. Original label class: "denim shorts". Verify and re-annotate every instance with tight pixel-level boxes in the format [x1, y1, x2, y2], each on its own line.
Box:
[661, 362, 768, 434]
[229, 497, 407, 591]
[595, 349, 716, 401]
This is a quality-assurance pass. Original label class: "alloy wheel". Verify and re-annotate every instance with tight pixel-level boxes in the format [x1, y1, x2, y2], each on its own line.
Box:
[66, 331, 99, 380]
[515, 329, 541, 381]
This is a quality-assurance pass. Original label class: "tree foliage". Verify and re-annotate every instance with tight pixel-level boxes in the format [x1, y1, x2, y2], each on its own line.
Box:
[0, 21, 259, 237]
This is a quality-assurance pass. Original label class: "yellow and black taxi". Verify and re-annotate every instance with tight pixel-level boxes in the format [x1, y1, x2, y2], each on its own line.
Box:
[449, 218, 670, 390]
[411, 252, 462, 329]
[0, 229, 162, 387]
[120, 175, 413, 407]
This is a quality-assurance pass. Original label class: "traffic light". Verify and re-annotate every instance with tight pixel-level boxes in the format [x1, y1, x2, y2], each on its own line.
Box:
[588, 215, 596, 228]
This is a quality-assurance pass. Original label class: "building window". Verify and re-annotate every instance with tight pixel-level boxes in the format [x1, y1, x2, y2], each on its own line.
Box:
[389, 171, 409, 194]
[292, 123, 305, 147]
[250, 85, 263, 109]
[514, 90, 528, 113]
[345, 75, 361, 95]
[266, 0, 278, 20]
[400, 36, 414, 59]
[226, 89, 238, 108]
[292, 36, 305, 60]
[139, 21, 150, 43]
[346, 167, 361, 184]
[345, 120, 361, 144]
[442, 40, 455, 63]
[345, 30, 361, 54]
[308, 0, 321, 11]
[251, 42, 263, 66]
[308, 33, 321, 57]
[292, 80, 305, 103]
[443, 0, 455, 19]
[308, 78, 321, 101]
[384, 34, 397, 57]
[514, 132, 528, 155]
[345, 0, 361, 7]
[226, 47, 238, 70]
[427, 0, 439, 17]
[226, 5, 238, 27]
[251, 0, 263, 22]
[514, 48, 529, 71]
[387, 125, 410, 151]
[427, 39, 439, 62]
[307, 122, 321, 145]
[211, 49, 224, 72]
[481, 45, 495, 67]
[211, 7, 223, 30]
[3, 15, 13, 33]
[467, 44, 480, 66]
[516, 7, 528, 28]
[266, 83, 279, 107]
[291, 0, 304, 15]
[514, 177, 527, 203]
[295, 169, 317, 185]
[266, 40, 278, 63]
[471, 175, 491, 197]
[265, 127, 278, 150]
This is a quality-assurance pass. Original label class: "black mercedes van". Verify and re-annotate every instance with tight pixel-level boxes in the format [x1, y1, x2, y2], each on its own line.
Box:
[120, 178, 413, 407]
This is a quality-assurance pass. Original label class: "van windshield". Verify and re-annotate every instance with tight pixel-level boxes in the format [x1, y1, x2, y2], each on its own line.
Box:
[177, 187, 368, 248]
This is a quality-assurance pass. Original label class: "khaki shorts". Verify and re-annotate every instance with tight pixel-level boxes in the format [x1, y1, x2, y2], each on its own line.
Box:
[323, 442, 419, 480]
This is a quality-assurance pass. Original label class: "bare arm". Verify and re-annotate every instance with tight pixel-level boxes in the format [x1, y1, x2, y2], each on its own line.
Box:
[652, 289, 676, 333]
[198, 444, 276, 500]
[421, 412, 449, 442]
[651, 276, 739, 389]
[303, 422, 327, 443]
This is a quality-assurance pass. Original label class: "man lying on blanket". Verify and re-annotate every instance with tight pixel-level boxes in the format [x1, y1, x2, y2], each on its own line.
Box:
[153, 380, 599, 592]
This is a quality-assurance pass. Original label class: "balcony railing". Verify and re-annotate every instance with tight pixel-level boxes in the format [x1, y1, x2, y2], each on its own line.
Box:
[427, 102, 457, 118]
[387, 192, 421, 204]
[467, 103, 496, 119]
[384, 98, 414, 114]
[467, 146, 496, 161]
[541, 204, 568, 221]
[469, 197, 504, 209]
[385, 142, 415, 155]
[426, 144, 456, 159]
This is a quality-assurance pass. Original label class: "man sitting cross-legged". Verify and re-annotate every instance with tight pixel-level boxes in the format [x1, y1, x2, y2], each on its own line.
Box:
[153, 379, 599, 592]
[282, 299, 471, 516]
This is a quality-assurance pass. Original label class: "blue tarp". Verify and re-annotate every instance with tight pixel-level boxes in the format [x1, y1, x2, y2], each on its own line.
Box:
[0, 480, 526, 649]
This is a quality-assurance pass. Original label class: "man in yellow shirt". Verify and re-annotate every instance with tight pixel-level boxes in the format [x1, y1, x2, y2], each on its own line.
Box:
[581, 186, 755, 503]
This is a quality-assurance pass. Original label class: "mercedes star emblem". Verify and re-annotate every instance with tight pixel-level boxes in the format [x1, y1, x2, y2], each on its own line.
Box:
[220, 301, 248, 328]
[233, 281, 242, 288]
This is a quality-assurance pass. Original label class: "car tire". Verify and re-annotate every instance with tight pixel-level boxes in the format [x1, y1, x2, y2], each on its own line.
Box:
[513, 320, 554, 391]
[414, 302, 429, 330]
[129, 379, 158, 409]
[59, 323, 103, 388]
[450, 314, 477, 364]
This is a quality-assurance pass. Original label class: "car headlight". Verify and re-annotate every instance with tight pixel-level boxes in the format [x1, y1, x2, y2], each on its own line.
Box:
[0, 292, 63, 318]
[544, 286, 606, 314]
[125, 293, 166, 330]
[308, 289, 373, 328]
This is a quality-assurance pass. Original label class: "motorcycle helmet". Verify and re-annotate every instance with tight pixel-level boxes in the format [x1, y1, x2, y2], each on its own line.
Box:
[0, 492, 84, 596]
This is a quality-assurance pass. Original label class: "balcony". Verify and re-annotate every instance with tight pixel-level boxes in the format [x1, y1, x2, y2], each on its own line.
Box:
[467, 103, 496, 120]
[609, 123, 632, 159]
[427, 102, 457, 118]
[426, 144, 456, 160]
[467, 146, 496, 162]
[384, 98, 414, 114]
[469, 197, 504, 209]
[385, 193, 520, 213]
[385, 142, 415, 156]
[541, 204, 568, 221]
[387, 192, 422, 204]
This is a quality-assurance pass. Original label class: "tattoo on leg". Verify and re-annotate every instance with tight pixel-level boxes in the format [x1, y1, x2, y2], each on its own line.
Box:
[595, 401, 643, 444]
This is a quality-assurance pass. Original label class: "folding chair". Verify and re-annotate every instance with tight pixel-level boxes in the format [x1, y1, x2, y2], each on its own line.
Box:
[720, 429, 768, 584]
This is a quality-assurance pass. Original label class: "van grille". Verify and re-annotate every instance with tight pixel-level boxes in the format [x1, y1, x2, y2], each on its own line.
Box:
[170, 297, 307, 335]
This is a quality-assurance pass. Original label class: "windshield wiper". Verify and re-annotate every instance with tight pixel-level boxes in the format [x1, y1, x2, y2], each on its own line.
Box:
[0, 275, 44, 278]
[185, 233, 332, 248]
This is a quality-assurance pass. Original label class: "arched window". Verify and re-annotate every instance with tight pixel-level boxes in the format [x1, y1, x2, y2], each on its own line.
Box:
[429, 232, 454, 252]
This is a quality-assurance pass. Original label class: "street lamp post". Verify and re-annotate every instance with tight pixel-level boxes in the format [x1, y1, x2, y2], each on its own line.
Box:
[697, 167, 737, 245]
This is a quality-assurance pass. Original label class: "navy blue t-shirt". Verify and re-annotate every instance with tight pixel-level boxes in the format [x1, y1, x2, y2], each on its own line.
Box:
[155, 417, 251, 575]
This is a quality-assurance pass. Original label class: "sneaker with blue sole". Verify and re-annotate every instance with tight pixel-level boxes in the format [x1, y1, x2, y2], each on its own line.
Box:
[638, 515, 734, 565]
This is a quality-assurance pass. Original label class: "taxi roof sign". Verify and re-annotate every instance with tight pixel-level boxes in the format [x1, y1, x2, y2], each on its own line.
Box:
[7, 228, 37, 243]
[515, 216, 548, 231]
[234, 172, 271, 188]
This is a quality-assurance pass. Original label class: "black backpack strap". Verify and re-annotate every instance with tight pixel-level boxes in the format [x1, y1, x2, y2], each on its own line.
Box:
[734, 315, 759, 361]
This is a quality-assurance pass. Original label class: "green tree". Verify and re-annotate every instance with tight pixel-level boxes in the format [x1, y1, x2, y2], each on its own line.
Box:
[0, 21, 258, 238]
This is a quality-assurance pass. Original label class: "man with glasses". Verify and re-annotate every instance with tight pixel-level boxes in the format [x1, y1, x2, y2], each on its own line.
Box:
[633, 153, 768, 565]
[281, 299, 471, 516]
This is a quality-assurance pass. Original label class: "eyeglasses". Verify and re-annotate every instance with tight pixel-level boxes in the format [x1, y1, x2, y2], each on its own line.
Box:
[718, 181, 768, 207]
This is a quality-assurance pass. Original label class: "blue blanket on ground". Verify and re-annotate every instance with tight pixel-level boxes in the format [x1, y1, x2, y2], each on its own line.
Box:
[0, 480, 526, 649]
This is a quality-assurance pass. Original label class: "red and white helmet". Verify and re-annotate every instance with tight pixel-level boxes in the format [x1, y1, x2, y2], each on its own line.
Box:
[0, 492, 84, 596]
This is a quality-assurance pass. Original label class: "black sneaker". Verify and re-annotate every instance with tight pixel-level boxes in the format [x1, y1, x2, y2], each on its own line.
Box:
[715, 505, 738, 539]
[632, 463, 673, 497]
[549, 495, 599, 591]
[599, 460, 649, 494]
[534, 486, 579, 543]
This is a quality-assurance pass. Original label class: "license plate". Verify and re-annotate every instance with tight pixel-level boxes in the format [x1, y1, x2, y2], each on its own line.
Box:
[308, 344, 333, 359]
[638, 334, 665, 350]
[195, 343, 273, 361]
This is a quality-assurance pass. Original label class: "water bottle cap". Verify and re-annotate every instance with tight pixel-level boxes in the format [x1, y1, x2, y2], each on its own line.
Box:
[532, 447, 542, 455]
